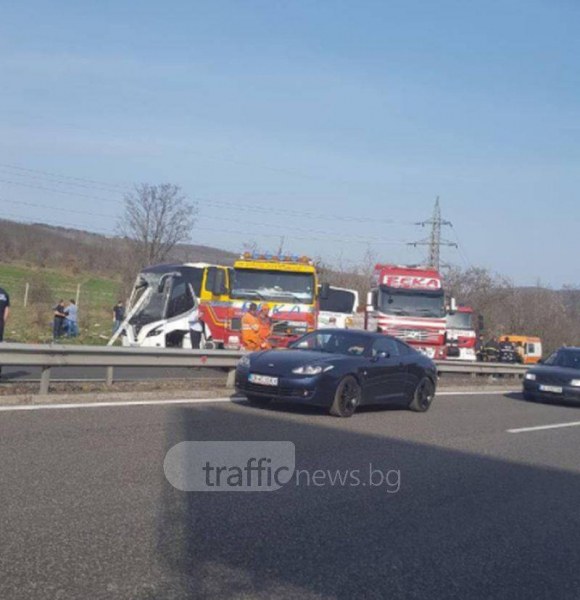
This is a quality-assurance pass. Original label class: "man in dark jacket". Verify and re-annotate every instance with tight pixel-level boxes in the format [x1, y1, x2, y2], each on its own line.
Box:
[53, 299, 67, 340]
[0, 286, 10, 377]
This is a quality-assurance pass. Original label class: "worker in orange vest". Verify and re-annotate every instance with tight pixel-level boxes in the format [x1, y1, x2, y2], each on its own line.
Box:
[241, 303, 262, 351]
[258, 304, 272, 350]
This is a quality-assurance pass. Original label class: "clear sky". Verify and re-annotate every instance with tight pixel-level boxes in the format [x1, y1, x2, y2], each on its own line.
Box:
[1, 1, 579, 286]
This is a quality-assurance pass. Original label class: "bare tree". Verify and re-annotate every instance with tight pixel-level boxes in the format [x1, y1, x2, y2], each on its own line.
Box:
[119, 184, 197, 267]
[443, 266, 580, 353]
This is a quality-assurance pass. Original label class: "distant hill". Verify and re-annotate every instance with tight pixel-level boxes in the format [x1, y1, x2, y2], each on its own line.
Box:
[0, 219, 238, 277]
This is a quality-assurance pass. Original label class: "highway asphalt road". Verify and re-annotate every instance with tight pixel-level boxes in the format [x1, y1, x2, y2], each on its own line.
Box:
[2, 391, 580, 599]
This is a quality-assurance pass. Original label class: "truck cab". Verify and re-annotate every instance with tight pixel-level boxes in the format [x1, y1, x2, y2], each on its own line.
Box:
[446, 306, 477, 361]
[224, 252, 319, 349]
[365, 264, 448, 359]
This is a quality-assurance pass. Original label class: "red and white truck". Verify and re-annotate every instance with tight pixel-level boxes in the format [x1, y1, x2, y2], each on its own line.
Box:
[365, 265, 450, 360]
[445, 306, 477, 361]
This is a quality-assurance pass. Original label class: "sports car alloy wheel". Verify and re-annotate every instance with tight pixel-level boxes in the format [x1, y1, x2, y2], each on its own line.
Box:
[330, 376, 361, 418]
[409, 377, 435, 413]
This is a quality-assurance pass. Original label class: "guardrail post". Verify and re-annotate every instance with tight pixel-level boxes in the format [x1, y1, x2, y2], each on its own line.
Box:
[40, 367, 51, 395]
[106, 367, 114, 386]
[226, 369, 236, 389]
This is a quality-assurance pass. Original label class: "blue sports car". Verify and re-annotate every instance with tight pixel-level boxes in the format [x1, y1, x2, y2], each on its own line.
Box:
[235, 329, 438, 417]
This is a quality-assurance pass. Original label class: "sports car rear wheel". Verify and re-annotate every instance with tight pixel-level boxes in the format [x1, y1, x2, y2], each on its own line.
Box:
[408, 377, 435, 413]
[246, 395, 272, 407]
[329, 376, 361, 418]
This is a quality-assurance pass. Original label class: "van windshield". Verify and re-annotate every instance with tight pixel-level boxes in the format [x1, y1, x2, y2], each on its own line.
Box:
[319, 288, 357, 314]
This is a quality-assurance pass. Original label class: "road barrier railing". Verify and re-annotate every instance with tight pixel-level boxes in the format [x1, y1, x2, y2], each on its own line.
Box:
[440, 360, 528, 376]
[0, 343, 243, 394]
[0, 343, 528, 395]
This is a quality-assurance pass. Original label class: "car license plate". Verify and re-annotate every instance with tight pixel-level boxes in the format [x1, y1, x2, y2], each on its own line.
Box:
[248, 374, 279, 386]
[539, 385, 563, 394]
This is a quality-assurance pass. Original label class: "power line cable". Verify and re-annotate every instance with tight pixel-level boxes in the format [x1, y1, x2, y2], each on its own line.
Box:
[0, 195, 412, 242]
[0, 197, 114, 220]
[449, 223, 472, 270]
[195, 198, 416, 226]
[0, 163, 131, 192]
[0, 178, 122, 205]
[0, 163, 418, 226]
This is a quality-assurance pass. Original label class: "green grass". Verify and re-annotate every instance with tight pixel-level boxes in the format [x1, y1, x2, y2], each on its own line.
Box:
[0, 262, 122, 344]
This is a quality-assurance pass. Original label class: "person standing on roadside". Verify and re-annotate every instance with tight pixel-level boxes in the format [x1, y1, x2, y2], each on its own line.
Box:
[258, 304, 272, 350]
[113, 300, 125, 334]
[188, 303, 203, 349]
[53, 299, 67, 340]
[241, 303, 261, 351]
[65, 299, 79, 337]
[0, 285, 10, 378]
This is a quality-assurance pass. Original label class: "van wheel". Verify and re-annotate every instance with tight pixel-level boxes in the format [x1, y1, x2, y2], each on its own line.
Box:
[408, 378, 435, 412]
[329, 376, 361, 418]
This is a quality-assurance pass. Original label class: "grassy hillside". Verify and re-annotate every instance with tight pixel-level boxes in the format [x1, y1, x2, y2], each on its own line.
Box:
[0, 263, 122, 344]
[0, 218, 239, 344]
[0, 219, 238, 280]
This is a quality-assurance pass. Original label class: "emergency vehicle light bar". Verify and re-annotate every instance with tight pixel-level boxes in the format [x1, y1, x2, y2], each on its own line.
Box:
[240, 252, 312, 264]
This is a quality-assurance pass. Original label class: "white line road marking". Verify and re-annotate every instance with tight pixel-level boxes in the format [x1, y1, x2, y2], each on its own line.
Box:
[0, 397, 239, 412]
[0, 390, 515, 412]
[438, 390, 515, 397]
[508, 421, 580, 434]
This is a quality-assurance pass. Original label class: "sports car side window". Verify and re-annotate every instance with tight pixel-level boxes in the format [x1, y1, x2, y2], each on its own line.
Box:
[372, 337, 399, 358]
[395, 340, 412, 355]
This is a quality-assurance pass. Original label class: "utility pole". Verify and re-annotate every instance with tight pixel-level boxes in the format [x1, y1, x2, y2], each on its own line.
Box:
[277, 236, 285, 256]
[408, 197, 457, 269]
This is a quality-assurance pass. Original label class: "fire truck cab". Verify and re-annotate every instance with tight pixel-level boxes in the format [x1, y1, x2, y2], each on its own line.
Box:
[365, 264, 448, 359]
[224, 252, 321, 349]
[446, 306, 477, 361]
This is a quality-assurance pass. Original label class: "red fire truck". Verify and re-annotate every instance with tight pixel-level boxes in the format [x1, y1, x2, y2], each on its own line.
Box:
[446, 306, 477, 361]
[365, 265, 450, 359]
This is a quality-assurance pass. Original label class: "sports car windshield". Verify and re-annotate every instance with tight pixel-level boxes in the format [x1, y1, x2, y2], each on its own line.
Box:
[290, 331, 371, 356]
[544, 349, 580, 370]
[231, 268, 314, 304]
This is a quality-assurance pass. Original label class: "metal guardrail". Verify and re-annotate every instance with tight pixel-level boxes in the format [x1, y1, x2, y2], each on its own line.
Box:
[439, 360, 528, 376]
[0, 343, 528, 395]
[0, 343, 243, 394]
